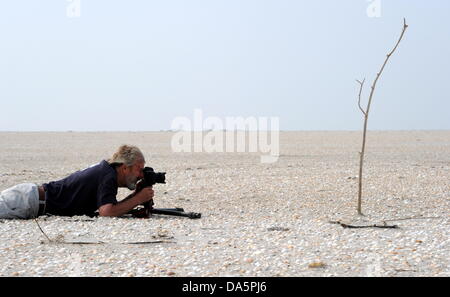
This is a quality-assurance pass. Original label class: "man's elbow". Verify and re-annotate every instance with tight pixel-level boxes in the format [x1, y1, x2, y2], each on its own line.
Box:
[98, 203, 117, 217]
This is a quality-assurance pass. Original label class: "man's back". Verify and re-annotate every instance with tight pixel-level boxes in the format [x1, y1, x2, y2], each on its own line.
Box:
[43, 160, 118, 216]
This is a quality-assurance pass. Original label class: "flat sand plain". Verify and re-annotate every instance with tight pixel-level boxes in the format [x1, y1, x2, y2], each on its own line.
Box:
[0, 131, 449, 276]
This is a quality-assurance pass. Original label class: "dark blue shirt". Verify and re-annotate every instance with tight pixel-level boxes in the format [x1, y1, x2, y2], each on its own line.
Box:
[43, 160, 118, 216]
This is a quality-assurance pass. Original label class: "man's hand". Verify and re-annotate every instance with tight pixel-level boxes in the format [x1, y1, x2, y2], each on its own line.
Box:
[134, 186, 154, 205]
[134, 179, 146, 193]
[98, 186, 154, 217]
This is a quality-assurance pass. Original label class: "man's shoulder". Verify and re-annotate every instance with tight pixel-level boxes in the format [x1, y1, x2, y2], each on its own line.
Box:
[70, 160, 116, 182]
[86, 160, 114, 173]
[94, 160, 116, 178]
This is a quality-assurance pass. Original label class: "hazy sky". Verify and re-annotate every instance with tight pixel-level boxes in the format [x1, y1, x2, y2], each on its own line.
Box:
[1, 0, 449, 131]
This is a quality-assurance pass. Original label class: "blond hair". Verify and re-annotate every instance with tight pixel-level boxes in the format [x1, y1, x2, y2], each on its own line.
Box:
[108, 145, 145, 167]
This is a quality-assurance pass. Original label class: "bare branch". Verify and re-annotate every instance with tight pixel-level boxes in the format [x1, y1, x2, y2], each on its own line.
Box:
[356, 78, 366, 116]
[365, 18, 408, 117]
[356, 18, 408, 215]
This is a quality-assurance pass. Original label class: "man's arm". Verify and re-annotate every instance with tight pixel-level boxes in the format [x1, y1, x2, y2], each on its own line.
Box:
[98, 187, 154, 217]
[117, 180, 145, 203]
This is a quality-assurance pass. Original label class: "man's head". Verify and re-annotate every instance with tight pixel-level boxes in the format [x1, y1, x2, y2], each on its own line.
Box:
[108, 145, 145, 190]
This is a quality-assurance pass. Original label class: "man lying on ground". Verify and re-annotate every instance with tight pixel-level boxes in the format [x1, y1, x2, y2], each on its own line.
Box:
[0, 145, 154, 219]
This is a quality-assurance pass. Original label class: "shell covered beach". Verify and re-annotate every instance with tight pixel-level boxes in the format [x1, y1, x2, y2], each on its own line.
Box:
[0, 131, 449, 276]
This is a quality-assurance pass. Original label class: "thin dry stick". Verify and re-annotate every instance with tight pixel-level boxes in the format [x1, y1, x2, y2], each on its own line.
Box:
[382, 216, 442, 222]
[34, 219, 174, 245]
[357, 18, 409, 215]
[34, 218, 52, 243]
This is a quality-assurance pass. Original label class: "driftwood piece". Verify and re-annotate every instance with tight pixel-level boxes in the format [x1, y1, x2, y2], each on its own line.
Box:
[329, 220, 399, 229]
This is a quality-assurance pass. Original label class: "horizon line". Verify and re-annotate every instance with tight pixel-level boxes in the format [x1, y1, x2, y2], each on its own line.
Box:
[1, 129, 450, 133]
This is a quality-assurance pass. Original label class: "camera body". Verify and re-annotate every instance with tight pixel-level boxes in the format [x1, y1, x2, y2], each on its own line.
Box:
[131, 167, 201, 219]
[141, 167, 166, 188]
[140, 167, 165, 216]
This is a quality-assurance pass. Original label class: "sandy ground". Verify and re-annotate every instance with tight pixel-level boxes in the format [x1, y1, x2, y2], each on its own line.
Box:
[0, 131, 449, 276]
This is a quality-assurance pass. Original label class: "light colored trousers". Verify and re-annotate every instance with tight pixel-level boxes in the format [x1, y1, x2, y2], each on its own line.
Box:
[0, 183, 40, 219]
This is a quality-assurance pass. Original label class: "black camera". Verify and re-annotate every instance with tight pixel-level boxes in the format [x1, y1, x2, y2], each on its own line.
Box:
[132, 166, 201, 219]
[141, 167, 166, 187]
